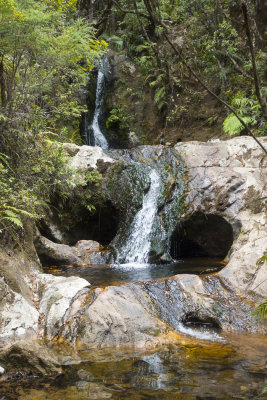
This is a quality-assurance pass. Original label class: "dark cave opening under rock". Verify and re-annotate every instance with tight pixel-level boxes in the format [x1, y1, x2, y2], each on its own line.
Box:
[181, 313, 222, 331]
[65, 202, 118, 247]
[170, 212, 234, 259]
[39, 201, 118, 248]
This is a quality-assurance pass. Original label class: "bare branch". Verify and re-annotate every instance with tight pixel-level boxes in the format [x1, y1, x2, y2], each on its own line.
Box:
[162, 30, 267, 155]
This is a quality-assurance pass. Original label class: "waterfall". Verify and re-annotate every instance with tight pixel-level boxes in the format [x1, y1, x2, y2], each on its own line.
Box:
[118, 168, 162, 266]
[87, 58, 109, 149]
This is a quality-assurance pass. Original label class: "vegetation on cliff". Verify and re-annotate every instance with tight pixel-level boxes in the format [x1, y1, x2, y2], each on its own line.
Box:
[0, 0, 266, 238]
[80, 0, 266, 144]
[0, 0, 107, 239]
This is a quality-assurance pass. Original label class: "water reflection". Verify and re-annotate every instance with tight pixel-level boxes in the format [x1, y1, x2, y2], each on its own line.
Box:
[43, 258, 225, 288]
[1, 333, 266, 400]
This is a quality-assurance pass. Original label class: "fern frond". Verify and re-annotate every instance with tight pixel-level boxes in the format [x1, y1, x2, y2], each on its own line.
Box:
[223, 114, 253, 136]
[2, 205, 35, 218]
[2, 215, 23, 227]
[252, 301, 267, 319]
[154, 86, 165, 104]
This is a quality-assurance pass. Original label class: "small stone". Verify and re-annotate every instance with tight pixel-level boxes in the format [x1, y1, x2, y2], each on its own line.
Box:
[77, 369, 94, 381]
[76, 380, 90, 391]
[0, 366, 5, 375]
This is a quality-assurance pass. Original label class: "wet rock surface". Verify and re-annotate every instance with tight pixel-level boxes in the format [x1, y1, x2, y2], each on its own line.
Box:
[0, 342, 62, 376]
[0, 137, 266, 373]
[174, 136, 267, 300]
[106, 146, 186, 262]
[35, 235, 105, 267]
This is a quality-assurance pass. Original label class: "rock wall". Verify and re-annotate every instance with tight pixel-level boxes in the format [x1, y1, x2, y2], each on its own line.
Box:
[0, 137, 266, 374]
[175, 136, 267, 300]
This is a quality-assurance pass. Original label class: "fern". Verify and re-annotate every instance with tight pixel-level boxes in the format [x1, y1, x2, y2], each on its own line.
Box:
[252, 301, 267, 319]
[2, 215, 23, 228]
[2, 205, 35, 218]
[0, 205, 36, 231]
[223, 114, 253, 136]
[154, 86, 166, 110]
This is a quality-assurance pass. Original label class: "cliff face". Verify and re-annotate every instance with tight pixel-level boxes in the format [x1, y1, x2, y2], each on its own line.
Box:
[103, 52, 227, 148]
[0, 137, 266, 362]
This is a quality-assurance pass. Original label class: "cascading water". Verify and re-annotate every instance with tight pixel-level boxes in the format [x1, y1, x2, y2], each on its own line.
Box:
[117, 168, 162, 266]
[86, 58, 109, 149]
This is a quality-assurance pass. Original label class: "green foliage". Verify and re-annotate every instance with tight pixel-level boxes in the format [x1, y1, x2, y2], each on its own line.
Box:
[106, 35, 124, 52]
[223, 114, 253, 136]
[154, 86, 167, 111]
[257, 254, 267, 266]
[100, 0, 266, 136]
[106, 106, 134, 134]
[0, 0, 108, 139]
[0, 0, 107, 240]
[252, 254, 267, 319]
[223, 93, 262, 136]
[253, 301, 267, 319]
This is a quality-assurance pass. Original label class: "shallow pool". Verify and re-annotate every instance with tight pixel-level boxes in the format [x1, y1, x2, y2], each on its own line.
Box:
[43, 258, 226, 288]
[1, 332, 266, 400]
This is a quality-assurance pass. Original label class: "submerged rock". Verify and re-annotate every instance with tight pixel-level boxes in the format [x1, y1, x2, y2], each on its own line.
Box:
[0, 137, 266, 371]
[0, 342, 61, 376]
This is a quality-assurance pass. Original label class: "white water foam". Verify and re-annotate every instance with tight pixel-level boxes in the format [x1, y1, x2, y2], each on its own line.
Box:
[117, 169, 162, 265]
[177, 323, 224, 342]
[88, 59, 109, 149]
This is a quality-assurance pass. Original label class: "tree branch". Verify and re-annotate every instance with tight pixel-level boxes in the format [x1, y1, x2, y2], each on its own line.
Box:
[162, 30, 267, 155]
[111, 0, 151, 20]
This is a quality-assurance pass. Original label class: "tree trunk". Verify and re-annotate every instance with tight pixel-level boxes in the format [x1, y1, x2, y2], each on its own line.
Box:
[255, 0, 267, 45]
[0, 58, 7, 108]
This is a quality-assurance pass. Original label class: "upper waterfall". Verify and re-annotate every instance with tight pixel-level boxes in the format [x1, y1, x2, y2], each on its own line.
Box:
[86, 57, 109, 149]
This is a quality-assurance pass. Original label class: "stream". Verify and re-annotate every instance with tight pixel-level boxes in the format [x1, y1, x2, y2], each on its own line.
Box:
[1, 58, 266, 400]
[1, 332, 266, 400]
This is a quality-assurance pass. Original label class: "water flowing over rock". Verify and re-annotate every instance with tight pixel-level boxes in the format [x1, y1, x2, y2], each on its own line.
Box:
[0, 137, 266, 372]
[118, 169, 162, 265]
[86, 57, 109, 149]
[106, 146, 186, 264]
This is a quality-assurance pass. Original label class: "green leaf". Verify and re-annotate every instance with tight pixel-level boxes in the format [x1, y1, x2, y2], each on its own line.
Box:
[223, 114, 253, 136]
[252, 301, 267, 319]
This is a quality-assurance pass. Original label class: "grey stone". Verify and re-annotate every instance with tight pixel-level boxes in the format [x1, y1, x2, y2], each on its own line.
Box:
[70, 145, 114, 171]
[35, 235, 103, 267]
[38, 274, 90, 339]
[128, 131, 140, 147]
[0, 342, 61, 375]
[175, 136, 267, 299]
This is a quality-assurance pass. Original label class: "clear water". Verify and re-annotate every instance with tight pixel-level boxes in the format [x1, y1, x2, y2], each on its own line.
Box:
[1, 332, 266, 400]
[117, 168, 162, 264]
[87, 58, 109, 149]
[43, 258, 225, 288]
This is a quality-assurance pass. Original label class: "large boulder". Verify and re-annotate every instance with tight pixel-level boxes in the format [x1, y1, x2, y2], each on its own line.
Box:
[53, 284, 176, 349]
[35, 235, 107, 267]
[174, 136, 267, 300]
[68, 144, 114, 171]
